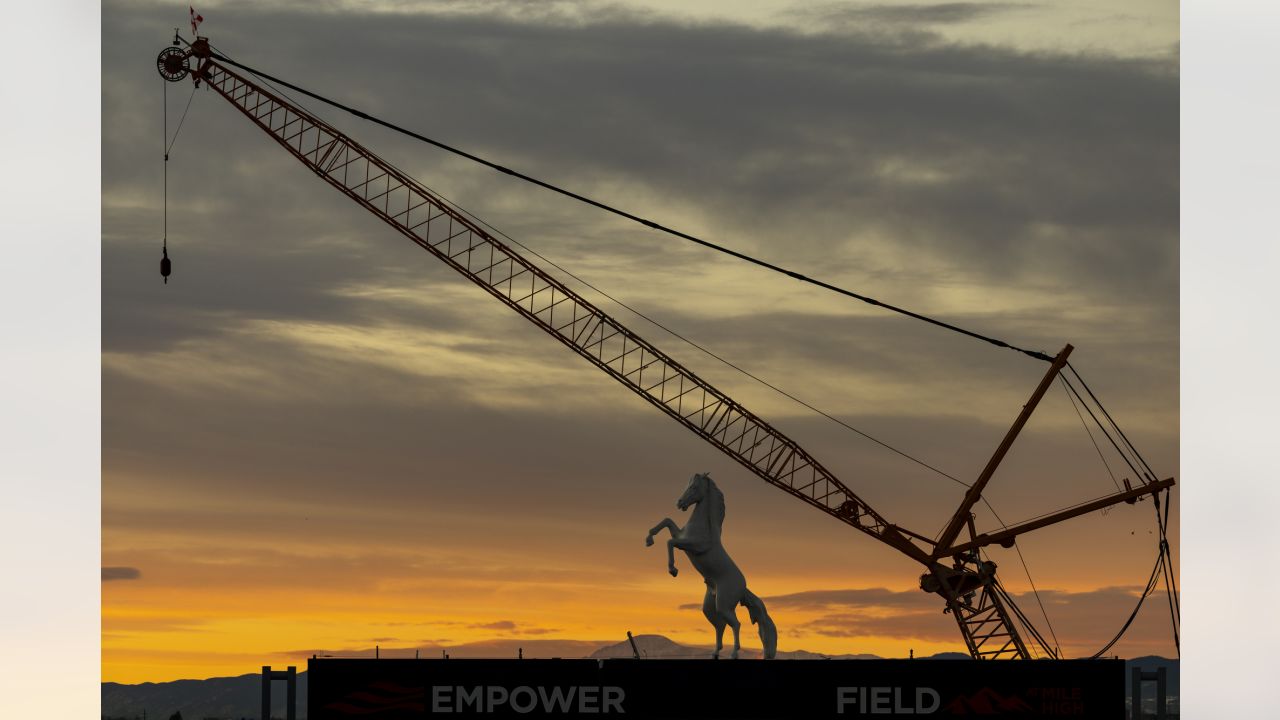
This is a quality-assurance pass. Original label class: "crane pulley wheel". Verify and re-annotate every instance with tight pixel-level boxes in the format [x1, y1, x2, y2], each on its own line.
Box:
[157, 47, 189, 82]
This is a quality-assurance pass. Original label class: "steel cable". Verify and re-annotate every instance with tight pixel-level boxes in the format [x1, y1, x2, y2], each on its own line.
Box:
[211, 41, 974, 493]
[206, 49, 1054, 363]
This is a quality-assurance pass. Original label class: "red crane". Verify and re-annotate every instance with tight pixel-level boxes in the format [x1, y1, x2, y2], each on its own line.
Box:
[156, 37, 1175, 660]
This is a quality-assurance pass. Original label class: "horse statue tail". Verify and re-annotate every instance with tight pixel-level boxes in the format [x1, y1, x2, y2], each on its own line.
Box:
[742, 589, 778, 659]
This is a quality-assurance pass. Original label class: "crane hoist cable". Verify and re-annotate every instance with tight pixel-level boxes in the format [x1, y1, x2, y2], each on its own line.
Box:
[1063, 363, 1179, 631]
[1009, 543, 1062, 656]
[162, 77, 170, 283]
[1060, 377, 1145, 483]
[1069, 362, 1180, 646]
[160, 75, 196, 284]
[1154, 489, 1179, 653]
[992, 574, 1059, 659]
[1058, 367, 1179, 656]
[1090, 543, 1165, 658]
[1060, 376, 1123, 493]
[206, 49, 1055, 364]
[1067, 363, 1163, 482]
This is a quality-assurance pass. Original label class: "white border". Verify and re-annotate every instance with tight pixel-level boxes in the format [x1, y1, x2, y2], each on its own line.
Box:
[0, 0, 101, 717]
[1181, 0, 1280, 716]
[2, 0, 1278, 716]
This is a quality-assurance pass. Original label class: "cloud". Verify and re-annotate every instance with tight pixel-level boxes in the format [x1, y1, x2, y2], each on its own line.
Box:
[103, 3, 1178, 457]
[764, 587, 938, 611]
[103, 615, 211, 633]
[103, 4, 1179, 427]
[793, 3, 1032, 28]
[465, 620, 563, 635]
[102, 566, 142, 581]
[105, 4, 1177, 336]
[470, 620, 518, 631]
[679, 587, 934, 612]
[795, 611, 945, 640]
[760, 584, 1177, 655]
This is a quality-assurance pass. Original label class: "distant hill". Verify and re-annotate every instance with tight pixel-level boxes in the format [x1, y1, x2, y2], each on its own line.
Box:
[102, 672, 307, 720]
[919, 651, 973, 660]
[590, 634, 881, 660]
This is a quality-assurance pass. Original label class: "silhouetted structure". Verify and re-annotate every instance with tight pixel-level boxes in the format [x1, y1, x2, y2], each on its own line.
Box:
[261, 666, 296, 720]
[1131, 665, 1169, 719]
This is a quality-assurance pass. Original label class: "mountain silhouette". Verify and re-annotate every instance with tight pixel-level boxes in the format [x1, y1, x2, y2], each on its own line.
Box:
[102, 672, 307, 719]
[589, 633, 880, 660]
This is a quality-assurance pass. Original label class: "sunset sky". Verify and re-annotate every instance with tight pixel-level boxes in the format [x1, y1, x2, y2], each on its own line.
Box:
[102, 0, 1179, 683]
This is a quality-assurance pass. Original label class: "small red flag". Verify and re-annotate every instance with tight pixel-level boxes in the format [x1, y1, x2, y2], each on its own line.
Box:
[190, 6, 203, 36]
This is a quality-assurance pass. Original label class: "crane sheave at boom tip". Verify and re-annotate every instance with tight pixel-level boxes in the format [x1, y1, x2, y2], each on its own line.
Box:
[165, 33, 1054, 363]
[155, 35, 1176, 660]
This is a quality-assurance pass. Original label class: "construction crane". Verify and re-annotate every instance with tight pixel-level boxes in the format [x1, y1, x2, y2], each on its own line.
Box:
[156, 36, 1175, 660]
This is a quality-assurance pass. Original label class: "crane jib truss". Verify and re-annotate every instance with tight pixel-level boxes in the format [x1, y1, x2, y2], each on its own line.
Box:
[163, 38, 1175, 659]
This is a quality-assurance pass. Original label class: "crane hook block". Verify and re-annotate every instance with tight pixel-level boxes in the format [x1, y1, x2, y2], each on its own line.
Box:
[160, 245, 172, 284]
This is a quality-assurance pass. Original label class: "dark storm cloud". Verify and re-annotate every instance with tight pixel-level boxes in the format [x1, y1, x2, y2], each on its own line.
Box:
[105, 2, 1176, 356]
[103, 566, 142, 581]
[793, 3, 1031, 27]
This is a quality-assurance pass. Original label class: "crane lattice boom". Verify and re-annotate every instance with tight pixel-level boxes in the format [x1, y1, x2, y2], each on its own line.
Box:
[198, 57, 930, 564]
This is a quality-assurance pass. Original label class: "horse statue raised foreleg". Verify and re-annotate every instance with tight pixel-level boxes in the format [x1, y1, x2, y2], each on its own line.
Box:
[645, 517, 687, 577]
[645, 472, 778, 659]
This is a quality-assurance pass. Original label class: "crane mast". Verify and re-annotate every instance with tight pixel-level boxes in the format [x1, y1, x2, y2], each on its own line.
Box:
[161, 38, 1174, 660]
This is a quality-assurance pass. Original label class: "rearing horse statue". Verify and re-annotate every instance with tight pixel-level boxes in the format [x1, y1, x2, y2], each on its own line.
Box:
[646, 472, 778, 659]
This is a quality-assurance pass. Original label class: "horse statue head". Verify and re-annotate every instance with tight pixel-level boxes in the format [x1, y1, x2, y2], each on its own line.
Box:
[677, 472, 725, 534]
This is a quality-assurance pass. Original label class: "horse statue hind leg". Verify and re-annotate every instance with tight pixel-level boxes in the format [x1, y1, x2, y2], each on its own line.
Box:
[701, 579, 778, 661]
[714, 577, 746, 659]
[702, 582, 776, 660]
[701, 584, 728, 658]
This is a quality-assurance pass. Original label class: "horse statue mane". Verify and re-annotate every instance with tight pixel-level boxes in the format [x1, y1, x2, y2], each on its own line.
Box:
[700, 472, 726, 536]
